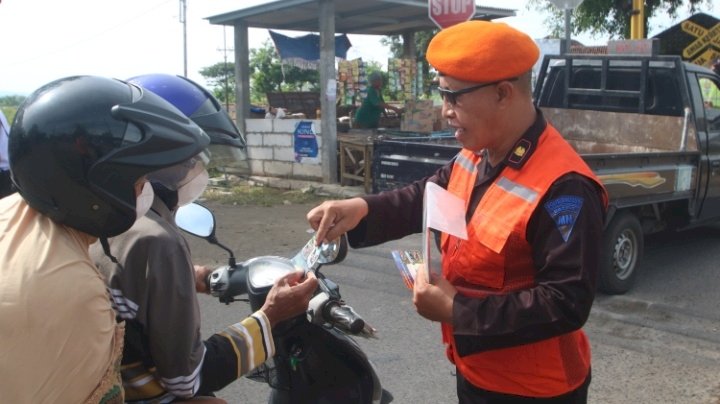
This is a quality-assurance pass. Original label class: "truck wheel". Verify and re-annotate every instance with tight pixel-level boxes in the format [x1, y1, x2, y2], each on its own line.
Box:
[599, 212, 643, 294]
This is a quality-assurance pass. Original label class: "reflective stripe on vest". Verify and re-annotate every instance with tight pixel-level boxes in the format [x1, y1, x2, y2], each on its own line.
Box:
[440, 125, 607, 397]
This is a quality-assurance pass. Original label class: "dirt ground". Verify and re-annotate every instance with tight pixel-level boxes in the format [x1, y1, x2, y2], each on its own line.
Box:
[184, 197, 329, 265]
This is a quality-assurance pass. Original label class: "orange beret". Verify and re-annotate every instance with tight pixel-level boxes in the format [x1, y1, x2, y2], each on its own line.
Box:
[426, 21, 539, 83]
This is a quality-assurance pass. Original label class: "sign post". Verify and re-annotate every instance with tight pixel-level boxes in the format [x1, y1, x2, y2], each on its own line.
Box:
[428, 0, 476, 29]
[547, 0, 584, 54]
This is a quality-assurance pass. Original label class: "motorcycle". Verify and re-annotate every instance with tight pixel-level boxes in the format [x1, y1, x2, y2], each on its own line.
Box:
[175, 202, 391, 404]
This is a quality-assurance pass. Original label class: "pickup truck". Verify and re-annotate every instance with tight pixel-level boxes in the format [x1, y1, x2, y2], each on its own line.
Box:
[371, 50, 720, 294]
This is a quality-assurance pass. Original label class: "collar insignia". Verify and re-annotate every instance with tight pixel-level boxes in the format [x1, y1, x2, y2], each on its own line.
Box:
[507, 139, 532, 166]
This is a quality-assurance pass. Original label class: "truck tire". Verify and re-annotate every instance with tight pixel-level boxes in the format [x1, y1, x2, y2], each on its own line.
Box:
[599, 212, 643, 294]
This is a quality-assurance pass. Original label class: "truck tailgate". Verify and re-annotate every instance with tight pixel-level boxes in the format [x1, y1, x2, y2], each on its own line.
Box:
[543, 107, 700, 207]
[372, 138, 460, 193]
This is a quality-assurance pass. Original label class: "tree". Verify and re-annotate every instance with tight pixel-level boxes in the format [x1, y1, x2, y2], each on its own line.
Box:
[199, 40, 321, 105]
[249, 40, 320, 102]
[528, 0, 712, 39]
[0, 95, 26, 124]
[199, 62, 236, 106]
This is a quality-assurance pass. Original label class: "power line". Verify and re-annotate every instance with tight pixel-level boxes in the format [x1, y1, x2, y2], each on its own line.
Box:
[4, 0, 174, 69]
[180, 0, 187, 77]
[217, 26, 235, 110]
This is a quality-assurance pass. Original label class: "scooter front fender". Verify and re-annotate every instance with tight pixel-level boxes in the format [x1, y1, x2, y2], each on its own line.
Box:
[267, 323, 383, 404]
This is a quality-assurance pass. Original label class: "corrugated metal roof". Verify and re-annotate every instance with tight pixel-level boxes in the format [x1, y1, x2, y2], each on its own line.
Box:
[207, 0, 516, 36]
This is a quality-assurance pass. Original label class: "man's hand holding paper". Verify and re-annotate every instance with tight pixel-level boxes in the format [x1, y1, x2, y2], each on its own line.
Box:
[413, 264, 456, 324]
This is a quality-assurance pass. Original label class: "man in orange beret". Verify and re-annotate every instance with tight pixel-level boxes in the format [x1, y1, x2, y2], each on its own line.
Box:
[305, 20, 607, 403]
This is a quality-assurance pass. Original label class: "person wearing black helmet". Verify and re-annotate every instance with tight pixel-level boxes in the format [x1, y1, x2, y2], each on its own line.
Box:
[90, 73, 319, 403]
[0, 75, 211, 403]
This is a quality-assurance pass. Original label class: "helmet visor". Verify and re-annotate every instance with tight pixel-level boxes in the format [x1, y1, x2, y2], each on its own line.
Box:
[148, 150, 210, 191]
[206, 144, 250, 175]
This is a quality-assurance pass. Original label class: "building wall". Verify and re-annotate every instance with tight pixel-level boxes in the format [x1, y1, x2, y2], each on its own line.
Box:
[244, 118, 324, 181]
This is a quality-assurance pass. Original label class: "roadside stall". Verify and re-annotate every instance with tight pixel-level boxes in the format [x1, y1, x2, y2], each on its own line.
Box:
[207, 0, 514, 189]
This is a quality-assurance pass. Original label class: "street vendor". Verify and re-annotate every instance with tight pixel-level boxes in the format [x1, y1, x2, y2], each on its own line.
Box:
[353, 71, 402, 129]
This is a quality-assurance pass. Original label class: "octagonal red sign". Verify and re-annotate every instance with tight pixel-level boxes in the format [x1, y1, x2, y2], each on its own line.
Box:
[428, 0, 476, 29]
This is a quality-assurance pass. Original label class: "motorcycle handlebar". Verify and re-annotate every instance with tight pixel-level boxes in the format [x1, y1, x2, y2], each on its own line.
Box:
[326, 303, 365, 334]
[207, 265, 247, 303]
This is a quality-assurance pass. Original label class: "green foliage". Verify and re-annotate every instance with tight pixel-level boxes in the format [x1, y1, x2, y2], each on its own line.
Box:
[0, 95, 25, 107]
[199, 62, 236, 105]
[380, 30, 436, 59]
[1, 106, 17, 124]
[199, 40, 321, 106]
[0, 96, 24, 124]
[249, 40, 319, 104]
[528, 0, 712, 39]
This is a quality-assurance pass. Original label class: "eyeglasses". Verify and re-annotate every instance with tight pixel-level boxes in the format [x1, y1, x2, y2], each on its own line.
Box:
[437, 78, 518, 106]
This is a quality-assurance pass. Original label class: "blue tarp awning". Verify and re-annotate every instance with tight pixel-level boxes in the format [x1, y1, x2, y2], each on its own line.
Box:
[269, 30, 352, 68]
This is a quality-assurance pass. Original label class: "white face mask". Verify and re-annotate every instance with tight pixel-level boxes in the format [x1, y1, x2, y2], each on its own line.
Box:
[135, 182, 155, 219]
[177, 169, 209, 207]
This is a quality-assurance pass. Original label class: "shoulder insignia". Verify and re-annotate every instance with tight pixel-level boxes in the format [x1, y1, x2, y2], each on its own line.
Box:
[544, 196, 584, 242]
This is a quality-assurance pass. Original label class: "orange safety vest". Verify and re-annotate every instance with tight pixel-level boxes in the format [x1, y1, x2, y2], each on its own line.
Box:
[440, 124, 607, 398]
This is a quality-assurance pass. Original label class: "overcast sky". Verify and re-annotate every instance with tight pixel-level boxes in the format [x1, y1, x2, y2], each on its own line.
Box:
[0, 0, 711, 95]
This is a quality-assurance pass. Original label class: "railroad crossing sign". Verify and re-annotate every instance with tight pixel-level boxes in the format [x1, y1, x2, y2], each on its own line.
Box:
[428, 0, 475, 29]
[681, 20, 720, 66]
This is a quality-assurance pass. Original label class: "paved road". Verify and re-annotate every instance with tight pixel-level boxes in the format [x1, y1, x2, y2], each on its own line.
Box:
[192, 209, 720, 404]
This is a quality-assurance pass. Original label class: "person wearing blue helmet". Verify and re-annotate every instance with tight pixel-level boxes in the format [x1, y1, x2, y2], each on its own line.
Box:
[126, 73, 250, 173]
[90, 74, 318, 403]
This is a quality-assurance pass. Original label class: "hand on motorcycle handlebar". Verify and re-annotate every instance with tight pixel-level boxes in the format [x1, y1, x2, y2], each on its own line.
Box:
[413, 268, 456, 324]
[261, 271, 319, 327]
[307, 198, 368, 245]
[194, 265, 213, 294]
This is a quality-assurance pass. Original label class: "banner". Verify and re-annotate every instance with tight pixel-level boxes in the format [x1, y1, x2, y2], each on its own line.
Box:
[270, 31, 352, 69]
[294, 121, 319, 162]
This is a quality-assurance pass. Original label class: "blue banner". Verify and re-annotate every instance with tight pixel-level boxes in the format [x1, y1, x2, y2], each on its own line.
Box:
[269, 30, 352, 62]
[294, 121, 319, 162]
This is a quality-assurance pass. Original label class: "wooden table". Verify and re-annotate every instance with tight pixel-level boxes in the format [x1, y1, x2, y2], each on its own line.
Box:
[338, 131, 376, 193]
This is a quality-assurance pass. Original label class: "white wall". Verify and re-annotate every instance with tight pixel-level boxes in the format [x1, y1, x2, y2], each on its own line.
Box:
[244, 119, 324, 181]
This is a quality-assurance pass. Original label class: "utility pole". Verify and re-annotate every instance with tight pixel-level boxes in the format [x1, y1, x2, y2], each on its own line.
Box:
[630, 0, 645, 39]
[547, 0, 584, 54]
[180, 0, 187, 77]
[218, 26, 234, 111]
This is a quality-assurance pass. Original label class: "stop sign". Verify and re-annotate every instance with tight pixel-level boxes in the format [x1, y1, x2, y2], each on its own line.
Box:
[428, 0, 476, 29]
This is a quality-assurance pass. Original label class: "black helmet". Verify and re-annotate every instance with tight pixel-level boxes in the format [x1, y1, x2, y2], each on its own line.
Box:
[9, 75, 210, 237]
[126, 73, 248, 171]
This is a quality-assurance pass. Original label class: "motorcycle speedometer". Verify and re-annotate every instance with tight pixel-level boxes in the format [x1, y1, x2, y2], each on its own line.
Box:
[246, 256, 301, 312]
[246, 257, 298, 288]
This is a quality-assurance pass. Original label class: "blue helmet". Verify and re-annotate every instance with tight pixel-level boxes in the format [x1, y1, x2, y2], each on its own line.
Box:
[127, 74, 248, 172]
[127, 74, 242, 146]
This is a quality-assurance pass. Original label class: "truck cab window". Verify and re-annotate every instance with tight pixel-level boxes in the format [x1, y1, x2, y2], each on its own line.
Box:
[698, 76, 720, 132]
[699, 77, 720, 109]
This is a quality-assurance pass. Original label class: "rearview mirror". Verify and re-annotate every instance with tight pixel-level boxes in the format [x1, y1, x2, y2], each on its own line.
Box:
[316, 234, 348, 265]
[175, 203, 215, 238]
[292, 233, 348, 273]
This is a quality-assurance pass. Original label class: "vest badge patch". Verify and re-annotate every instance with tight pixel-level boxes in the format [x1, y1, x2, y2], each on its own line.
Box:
[544, 196, 584, 242]
[507, 139, 532, 167]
